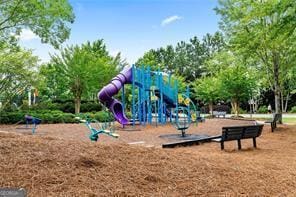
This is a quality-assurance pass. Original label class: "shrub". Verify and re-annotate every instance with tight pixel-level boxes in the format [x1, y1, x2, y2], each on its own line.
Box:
[257, 106, 268, 113]
[290, 106, 296, 113]
[0, 110, 76, 124]
[231, 108, 247, 114]
[126, 111, 132, 119]
[30, 101, 60, 111]
[80, 102, 101, 113]
[58, 102, 75, 113]
[94, 111, 114, 122]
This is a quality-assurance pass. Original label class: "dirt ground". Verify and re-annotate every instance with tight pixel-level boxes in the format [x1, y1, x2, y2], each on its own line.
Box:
[1, 119, 296, 196]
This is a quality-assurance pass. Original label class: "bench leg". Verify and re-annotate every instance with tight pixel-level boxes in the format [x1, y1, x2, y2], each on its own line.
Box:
[237, 139, 241, 150]
[221, 141, 224, 150]
[253, 137, 257, 148]
[271, 123, 274, 132]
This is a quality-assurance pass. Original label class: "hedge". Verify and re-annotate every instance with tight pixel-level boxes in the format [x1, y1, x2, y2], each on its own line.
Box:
[257, 106, 268, 113]
[290, 106, 296, 113]
[26, 101, 102, 113]
[0, 110, 112, 124]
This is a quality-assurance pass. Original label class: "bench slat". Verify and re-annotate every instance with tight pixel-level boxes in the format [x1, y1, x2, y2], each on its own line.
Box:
[220, 124, 264, 150]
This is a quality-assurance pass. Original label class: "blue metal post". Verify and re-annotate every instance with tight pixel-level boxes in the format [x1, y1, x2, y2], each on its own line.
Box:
[141, 65, 146, 125]
[122, 84, 125, 114]
[160, 72, 164, 124]
[175, 79, 178, 125]
[147, 66, 152, 124]
[186, 85, 190, 123]
[137, 68, 142, 124]
[132, 64, 136, 126]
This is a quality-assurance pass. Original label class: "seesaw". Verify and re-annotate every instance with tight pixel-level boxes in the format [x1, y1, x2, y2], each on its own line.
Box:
[75, 117, 119, 141]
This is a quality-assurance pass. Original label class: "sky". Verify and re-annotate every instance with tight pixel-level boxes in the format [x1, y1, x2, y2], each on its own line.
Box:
[19, 0, 220, 64]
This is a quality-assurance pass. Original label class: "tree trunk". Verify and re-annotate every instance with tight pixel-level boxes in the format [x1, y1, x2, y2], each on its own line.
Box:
[281, 91, 284, 112]
[284, 93, 289, 113]
[272, 52, 282, 123]
[209, 102, 213, 117]
[74, 97, 81, 114]
[231, 99, 239, 117]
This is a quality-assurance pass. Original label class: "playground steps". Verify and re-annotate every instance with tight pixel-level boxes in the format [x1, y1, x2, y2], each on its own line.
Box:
[162, 135, 221, 148]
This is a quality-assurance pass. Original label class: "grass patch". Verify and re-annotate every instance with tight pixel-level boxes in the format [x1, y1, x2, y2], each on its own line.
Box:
[254, 117, 296, 124]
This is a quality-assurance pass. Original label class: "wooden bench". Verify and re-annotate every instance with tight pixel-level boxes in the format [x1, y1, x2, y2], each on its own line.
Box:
[219, 124, 264, 150]
[213, 111, 226, 118]
[265, 113, 281, 132]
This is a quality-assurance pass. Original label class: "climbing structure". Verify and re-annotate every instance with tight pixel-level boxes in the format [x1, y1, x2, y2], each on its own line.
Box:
[98, 65, 197, 127]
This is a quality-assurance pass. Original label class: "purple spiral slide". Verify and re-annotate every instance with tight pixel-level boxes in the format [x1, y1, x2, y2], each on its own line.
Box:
[98, 66, 132, 125]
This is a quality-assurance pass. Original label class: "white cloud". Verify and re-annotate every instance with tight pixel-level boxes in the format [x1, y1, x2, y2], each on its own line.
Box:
[18, 29, 38, 41]
[161, 15, 183, 26]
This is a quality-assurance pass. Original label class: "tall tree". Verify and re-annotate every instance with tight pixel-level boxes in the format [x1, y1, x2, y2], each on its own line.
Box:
[219, 65, 256, 116]
[0, 44, 38, 109]
[136, 32, 225, 81]
[193, 76, 221, 116]
[0, 0, 74, 48]
[47, 40, 119, 114]
[216, 0, 296, 119]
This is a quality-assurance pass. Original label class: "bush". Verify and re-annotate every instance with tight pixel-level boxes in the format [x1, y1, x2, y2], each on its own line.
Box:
[0, 110, 76, 124]
[231, 108, 247, 114]
[30, 101, 60, 111]
[24, 100, 101, 114]
[94, 111, 114, 122]
[80, 102, 101, 113]
[58, 102, 75, 113]
[126, 111, 132, 119]
[290, 106, 296, 113]
[257, 106, 268, 113]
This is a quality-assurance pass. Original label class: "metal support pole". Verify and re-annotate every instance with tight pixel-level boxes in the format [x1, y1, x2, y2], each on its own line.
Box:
[132, 64, 136, 126]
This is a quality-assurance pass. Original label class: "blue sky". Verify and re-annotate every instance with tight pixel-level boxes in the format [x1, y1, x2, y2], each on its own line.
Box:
[19, 0, 220, 64]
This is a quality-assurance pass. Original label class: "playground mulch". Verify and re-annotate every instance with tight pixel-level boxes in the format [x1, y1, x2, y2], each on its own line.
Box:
[0, 118, 256, 147]
[1, 119, 296, 196]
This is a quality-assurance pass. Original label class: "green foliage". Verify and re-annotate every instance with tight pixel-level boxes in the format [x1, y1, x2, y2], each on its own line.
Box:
[0, 110, 114, 124]
[0, 110, 76, 124]
[231, 108, 247, 115]
[215, 0, 296, 113]
[80, 102, 101, 113]
[219, 65, 256, 102]
[290, 106, 296, 113]
[26, 101, 102, 114]
[0, 46, 39, 109]
[94, 111, 114, 122]
[193, 51, 257, 116]
[0, 0, 75, 48]
[136, 32, 225, 81]
[193, 76, 221, 104]
[257, 106, 268, 114]
[41, 40, 120, 113]
[74, 111, 114, 122]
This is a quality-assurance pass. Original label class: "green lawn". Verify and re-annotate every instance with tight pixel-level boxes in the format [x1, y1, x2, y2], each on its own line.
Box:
[255, 117, 296, 124]
[282, 118, 296, 124]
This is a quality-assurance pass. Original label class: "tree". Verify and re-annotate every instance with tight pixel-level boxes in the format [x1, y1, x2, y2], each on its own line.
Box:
[47, 40, 119, 114]
[38, 63, 70, 101]
[136, 32, 225, 81]
[219, 65, 256, 116]
[0, 44, 38, 109]
[193, 76, 221, 116]
[215, 0, 296, 119]
[0, 0, 74, 48]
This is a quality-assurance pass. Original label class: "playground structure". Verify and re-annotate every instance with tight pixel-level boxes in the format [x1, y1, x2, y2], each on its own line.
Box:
[98, 65, 199, 134]
[15, 115, 41, 134]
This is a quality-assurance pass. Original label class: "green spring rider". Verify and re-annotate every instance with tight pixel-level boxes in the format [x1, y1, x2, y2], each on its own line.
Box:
[76, 110, 119, 141]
